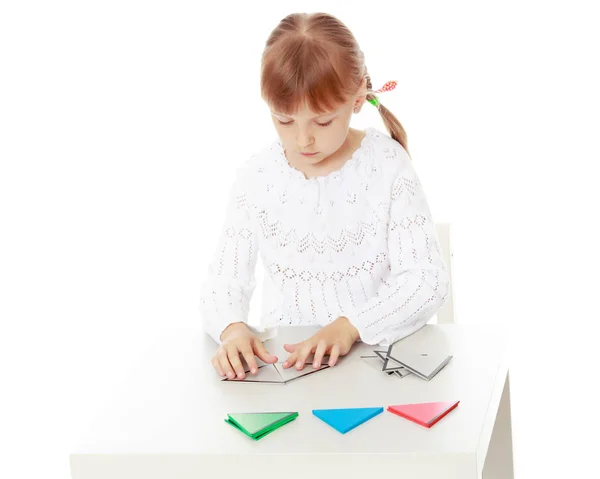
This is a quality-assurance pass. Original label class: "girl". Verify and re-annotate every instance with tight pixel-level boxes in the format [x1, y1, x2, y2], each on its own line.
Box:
[199, 12, 450, 381]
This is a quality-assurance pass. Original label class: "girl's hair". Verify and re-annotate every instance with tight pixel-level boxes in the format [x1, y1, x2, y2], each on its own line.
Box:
[261, 12, 411, 158]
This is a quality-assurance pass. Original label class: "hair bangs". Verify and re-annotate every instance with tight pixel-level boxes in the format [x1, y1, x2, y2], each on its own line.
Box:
[262, 38, 351, 116]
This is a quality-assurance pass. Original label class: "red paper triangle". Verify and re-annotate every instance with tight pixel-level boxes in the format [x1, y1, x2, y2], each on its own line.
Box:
[387, 401, 459, 428]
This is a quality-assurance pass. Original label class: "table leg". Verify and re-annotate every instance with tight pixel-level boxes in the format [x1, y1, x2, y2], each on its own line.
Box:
[482, 371, 515, 479]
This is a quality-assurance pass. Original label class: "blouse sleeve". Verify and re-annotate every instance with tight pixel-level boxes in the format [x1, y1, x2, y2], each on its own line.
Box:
[344, 150, 451, 346]
[198, 165, 274, 344]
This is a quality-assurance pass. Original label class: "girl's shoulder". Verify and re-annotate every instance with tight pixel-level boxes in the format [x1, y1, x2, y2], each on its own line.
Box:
[369, 127, 411, 170]
[352, 127, 413, 185]
[236, 139, 285, 175]
[227, 141, 285, 195]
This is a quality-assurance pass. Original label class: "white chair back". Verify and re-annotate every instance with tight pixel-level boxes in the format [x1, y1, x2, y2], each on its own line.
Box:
[435, 223, 455, 324]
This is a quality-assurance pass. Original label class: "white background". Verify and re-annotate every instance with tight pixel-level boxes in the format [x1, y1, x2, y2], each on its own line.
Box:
[1, 0, 599, 477]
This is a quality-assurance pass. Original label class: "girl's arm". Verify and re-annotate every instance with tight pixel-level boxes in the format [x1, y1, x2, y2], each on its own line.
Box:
[199, 165, 271, 344]
[344, 153, 451, 346]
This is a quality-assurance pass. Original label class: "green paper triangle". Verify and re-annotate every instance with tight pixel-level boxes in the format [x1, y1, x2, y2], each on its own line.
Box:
[225, 412, 298, 440]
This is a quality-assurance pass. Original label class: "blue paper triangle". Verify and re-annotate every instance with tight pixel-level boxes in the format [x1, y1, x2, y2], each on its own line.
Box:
[312, 407, 383, 434]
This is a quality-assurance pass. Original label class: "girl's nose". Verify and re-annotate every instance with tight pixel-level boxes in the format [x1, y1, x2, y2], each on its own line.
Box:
[296, 130, 314, 148]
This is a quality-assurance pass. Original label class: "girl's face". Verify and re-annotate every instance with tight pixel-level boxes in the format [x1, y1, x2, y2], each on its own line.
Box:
[270, 81, 366, 169]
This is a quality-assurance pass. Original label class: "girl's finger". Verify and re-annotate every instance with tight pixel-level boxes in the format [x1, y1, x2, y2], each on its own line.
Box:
[253, 338, 278, 364]
[313, 340, 328, 368]
[283, 340, 305, 368]
[239, 344, 258, 374]
[328, 343, 341, 367]
[211, 357, 225, 377]
[217, 348, 235, 379]
[295, 343, 315, 370]
[283, 350, 297, 368]
[228, 347, 246, 379]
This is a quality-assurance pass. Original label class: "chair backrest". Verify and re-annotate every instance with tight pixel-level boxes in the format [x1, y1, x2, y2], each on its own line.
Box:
[435, 223, 455, 324]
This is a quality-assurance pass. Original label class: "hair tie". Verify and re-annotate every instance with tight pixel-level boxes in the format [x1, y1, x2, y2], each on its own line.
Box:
[367, 80, 397, 107]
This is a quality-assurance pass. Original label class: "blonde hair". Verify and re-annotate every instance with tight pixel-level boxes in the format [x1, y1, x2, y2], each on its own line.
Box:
[261, 12, 411, 158]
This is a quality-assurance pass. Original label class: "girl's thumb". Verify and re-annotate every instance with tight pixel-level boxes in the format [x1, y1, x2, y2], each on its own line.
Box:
[254, 339, 277, 363]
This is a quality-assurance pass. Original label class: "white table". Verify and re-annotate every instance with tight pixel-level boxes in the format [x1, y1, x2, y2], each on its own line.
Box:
[70, 324, 514, 479]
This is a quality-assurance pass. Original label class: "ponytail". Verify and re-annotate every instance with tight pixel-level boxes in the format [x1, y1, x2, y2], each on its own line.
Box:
[365, 71, 412, 160]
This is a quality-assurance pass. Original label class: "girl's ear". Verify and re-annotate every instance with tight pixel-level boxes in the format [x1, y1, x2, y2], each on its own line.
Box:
[354, 77, 368, 113]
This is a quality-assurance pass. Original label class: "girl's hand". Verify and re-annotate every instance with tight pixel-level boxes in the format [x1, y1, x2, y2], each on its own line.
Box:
[282, 317, 360, 370]
[212, 322, 278, 380]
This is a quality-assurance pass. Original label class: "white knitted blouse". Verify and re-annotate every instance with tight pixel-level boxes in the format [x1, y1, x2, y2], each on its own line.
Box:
[199, 127, 450, 347]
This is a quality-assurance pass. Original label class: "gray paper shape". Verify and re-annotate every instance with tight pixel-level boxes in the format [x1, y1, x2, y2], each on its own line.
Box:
[222, 364, 285, 383]
[387, 351, 452, 381]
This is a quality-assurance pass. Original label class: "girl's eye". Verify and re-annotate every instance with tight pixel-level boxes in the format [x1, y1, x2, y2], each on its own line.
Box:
[277, 120, 333, 127]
